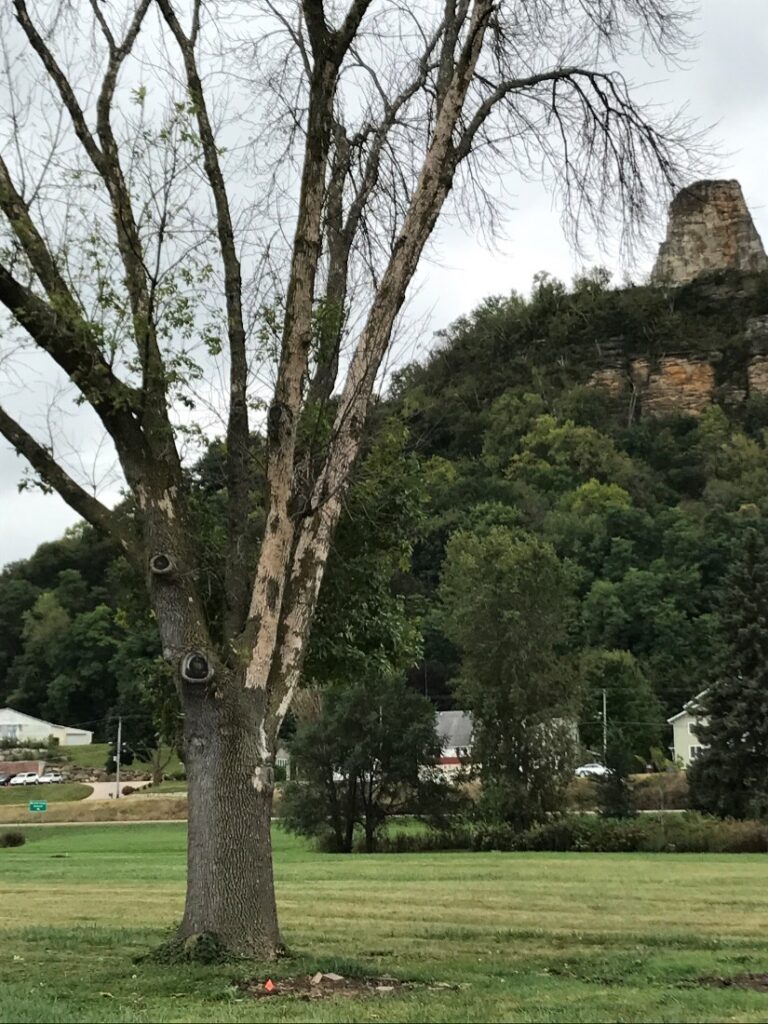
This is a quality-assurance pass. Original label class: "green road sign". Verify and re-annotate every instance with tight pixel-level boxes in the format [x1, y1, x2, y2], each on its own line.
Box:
[28, 800, 47, 813]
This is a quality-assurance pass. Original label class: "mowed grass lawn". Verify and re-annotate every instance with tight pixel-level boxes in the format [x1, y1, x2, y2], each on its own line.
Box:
[61, 743, 184, 777]
[0, 783, 92, 805]
[1, 825, 768, 1023]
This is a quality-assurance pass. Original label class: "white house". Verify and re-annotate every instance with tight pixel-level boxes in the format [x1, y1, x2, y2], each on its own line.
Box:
[436, 710, 473, 774]
[0, 708, 93, 746]
[667, 691, 708, 768]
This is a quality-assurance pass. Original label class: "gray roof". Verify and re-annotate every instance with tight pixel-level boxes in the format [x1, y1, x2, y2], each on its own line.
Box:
[667, 690, 708, 724]
[436, 710, 473, 749]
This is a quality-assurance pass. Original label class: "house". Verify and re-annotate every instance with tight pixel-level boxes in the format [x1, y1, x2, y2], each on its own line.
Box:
[275, 745, 292, 780]
[667, 692, 708, 767]
[0, 708, 93, 747]
[436, 710, 473, 774]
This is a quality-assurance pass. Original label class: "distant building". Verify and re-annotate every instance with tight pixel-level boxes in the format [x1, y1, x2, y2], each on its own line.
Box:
[275, 745, 292, 779]
[0, 708, 93, 747]
[667, 692, 708, 767]
[436, 710, 473, 774]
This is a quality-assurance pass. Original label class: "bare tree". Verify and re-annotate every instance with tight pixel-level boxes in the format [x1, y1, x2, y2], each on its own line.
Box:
[0, 0, 700, 956]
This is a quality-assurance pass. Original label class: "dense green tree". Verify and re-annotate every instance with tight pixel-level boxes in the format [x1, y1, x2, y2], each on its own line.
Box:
[282, 674, 446, 852]
[506, 415, 638, 499]
[41, 605, 120, 732]
[596, 740, 637, 818]
[6, 591, 71, 716]
[0, 577, 40, 697]
[689, 529, 768, 818]
[578, 649, 664, 764]
[304, 421, 424, 689]
[108, 610, 176, 783]
[439, 527, 578, 829]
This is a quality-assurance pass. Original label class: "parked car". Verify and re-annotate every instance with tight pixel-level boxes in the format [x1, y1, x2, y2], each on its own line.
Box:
[38, 771, 64, 784]
[0, 772, 15, 786]
[574, 762, 611, 778]
[9, 771, 40, 786]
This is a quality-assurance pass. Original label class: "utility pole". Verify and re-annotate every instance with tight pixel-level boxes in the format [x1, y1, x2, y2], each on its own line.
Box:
[602, 689, 608, 765]
[115, 715, 122, 800]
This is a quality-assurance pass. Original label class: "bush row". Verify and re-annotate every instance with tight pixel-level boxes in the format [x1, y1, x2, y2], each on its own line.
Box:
[565, 773, 690, 812]
[375, 813, 768, 854]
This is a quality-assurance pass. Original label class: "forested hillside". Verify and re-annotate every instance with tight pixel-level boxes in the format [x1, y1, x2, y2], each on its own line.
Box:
[395, 269, 768, 747]
[3, 269, 768, 762]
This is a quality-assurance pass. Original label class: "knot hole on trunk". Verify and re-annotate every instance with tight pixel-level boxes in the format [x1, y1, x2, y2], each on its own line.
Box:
[181, 650, 214, 684]
[150, 553, 176, 576]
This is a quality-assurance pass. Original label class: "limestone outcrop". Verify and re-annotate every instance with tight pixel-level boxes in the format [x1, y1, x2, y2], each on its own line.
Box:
[651, 180, 768, 286]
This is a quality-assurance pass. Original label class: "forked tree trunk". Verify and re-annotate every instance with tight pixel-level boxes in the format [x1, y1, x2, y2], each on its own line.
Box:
[177, 680, 281, 958]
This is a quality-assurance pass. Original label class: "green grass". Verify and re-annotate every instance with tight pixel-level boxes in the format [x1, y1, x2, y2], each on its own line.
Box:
[145, 780, 188, 794]
[0, 783, 91, 805]
[57, 742, 109, 769]
[1, 825, 768, 1022]
[60, 744, 184, 777]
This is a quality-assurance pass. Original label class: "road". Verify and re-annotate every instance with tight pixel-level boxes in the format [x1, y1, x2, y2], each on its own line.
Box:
[84, 780, 152, 800]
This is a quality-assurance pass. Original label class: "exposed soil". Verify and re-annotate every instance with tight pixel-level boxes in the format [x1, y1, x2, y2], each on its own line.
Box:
[701, 973, 768, 993]
[236, 971, 460, 1001]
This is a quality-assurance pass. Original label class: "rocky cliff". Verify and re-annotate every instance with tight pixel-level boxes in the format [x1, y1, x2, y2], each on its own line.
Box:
[583, 182, 768, 418]
[651, 180, 768, 286]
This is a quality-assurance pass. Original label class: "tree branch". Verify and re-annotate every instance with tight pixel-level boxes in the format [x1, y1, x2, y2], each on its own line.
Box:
[264, 0, 496, 724]
[0, 154, 81, 312]
[156, 0, 251, 635]
[0, 403, 141, 565]
[90, 0, 166, 408]
[244, 16, 346, 687]
[0, 262, 143, 450]
[302, 0, 329, 57]
[454, 66, 582, 161]
[12, 0, 103, 168]
[334, 0, 374, 58]
[15, 0, 168, 415]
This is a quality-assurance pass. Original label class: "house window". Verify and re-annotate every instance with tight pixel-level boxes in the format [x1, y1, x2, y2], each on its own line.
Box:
[688, 721, 704, 736]
[689, 745, 703, 760]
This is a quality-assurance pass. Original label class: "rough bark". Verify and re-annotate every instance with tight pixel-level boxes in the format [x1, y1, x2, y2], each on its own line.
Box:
[178, 678, 280, 957]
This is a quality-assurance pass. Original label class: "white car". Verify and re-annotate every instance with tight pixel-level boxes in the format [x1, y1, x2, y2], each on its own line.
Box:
[574, 762, 611, 778]
[38, 771, 64, 784]
[9, 771, 40, 786]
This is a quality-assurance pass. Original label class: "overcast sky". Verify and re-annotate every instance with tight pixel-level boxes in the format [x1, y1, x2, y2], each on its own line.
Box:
[1, 0, 767, 570]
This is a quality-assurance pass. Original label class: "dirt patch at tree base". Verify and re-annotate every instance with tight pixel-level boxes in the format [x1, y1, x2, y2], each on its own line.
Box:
[701, 973, 768, 993]
[236, 971, 460, 1000]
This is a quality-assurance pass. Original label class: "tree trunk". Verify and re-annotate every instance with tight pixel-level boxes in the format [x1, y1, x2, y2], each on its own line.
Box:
[177, 682, 281, 958]
[151, 749, 164, 787]
[344, 777, 357, 853]
[364, 819, 375, 854]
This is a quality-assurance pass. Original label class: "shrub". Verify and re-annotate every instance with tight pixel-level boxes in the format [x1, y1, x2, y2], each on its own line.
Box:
[632, 772, 689, 811]
[0, 830, 26, 847]
[494, 814, 768, 854]
[121, 785, 136, 796]
[567, 777, 598, 811]
[368, 827, 473, 854]
[373, 813, 768, 855]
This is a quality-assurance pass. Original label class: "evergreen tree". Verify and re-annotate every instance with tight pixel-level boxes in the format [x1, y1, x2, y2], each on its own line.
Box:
[689, 529, 768, 819]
